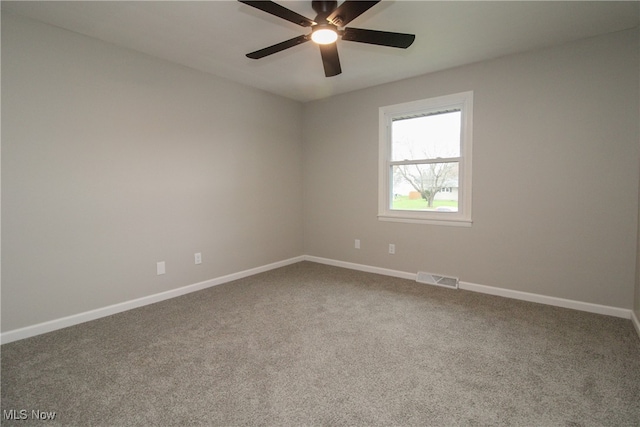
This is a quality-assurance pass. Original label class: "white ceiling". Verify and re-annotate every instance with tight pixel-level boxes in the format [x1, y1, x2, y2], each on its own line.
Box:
[3, 1, 639, 102]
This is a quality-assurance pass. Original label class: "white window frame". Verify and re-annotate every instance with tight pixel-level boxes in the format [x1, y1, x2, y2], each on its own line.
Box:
[378, 91, 473, 226]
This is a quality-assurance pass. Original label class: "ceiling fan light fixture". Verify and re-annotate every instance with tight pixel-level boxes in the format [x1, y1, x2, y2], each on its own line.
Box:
[311, 26, 338, 44]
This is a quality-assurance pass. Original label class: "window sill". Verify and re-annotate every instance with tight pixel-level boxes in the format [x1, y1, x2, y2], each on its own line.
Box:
[378, 214, 472, 227]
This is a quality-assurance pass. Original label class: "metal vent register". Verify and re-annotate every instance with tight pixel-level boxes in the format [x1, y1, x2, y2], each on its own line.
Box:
[416, 272, 459, 289]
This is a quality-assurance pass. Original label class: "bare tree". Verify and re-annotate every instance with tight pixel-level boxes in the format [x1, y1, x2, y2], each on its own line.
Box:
[395, 162, 456, 207]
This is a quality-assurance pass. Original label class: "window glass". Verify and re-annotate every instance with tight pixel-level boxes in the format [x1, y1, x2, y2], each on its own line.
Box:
[391, 162, 459, 211]
[391, 111, 461, 161]
[378, 91, 473, 226]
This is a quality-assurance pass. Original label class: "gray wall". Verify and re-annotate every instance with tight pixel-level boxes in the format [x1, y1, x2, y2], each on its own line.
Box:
[636, 26, 640, 321]
[636, 143, 640, 317]
[1, 14, 303, 332]
[3, 13, 639, 335]
[303, 29, 639, 309]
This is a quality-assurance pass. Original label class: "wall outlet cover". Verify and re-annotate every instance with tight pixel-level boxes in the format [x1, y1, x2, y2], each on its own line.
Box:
[157, 261, 166, 275]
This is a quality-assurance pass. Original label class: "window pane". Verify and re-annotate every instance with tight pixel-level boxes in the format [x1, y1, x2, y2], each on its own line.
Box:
[391, 162, 459, 212]
[391, 111, 461, 161]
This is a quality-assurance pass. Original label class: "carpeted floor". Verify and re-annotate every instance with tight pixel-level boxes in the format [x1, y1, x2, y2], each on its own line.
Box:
[2, 261, 639, 426]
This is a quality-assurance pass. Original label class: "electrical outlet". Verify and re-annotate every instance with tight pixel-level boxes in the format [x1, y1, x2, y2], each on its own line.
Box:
[194, 253, 202, 265]
[355, 239, 360, 249]
[157, 261, 166, 275]
[389, 244, 395, 254]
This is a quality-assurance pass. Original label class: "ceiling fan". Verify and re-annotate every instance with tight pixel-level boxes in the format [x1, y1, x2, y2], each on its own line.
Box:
[238, 0, 415, 77]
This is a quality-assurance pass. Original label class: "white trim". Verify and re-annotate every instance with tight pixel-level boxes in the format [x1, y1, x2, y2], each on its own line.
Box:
[303, 255, 416, 281]
[378, 214, 472, 227]
[632, 310, 640, 340]
[304, 256, 631, 319]
[2, 255, 634, 344]
[0, 256, 305, 344]
[458, 281, 631, 319]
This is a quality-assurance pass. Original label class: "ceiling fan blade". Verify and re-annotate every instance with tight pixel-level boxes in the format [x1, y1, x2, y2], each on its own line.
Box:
[342, 27, 415, 49]
[246, 35, 310, 59]
[238, 0, 316, 27]
[319, 43, 342, 77]
[326, 1, 379, 26]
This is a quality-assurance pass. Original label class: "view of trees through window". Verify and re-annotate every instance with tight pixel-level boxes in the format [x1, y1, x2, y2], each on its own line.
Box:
[390, 111, 461, 212]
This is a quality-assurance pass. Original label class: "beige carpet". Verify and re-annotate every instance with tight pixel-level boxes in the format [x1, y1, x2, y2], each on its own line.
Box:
[2, 261, 639, 426]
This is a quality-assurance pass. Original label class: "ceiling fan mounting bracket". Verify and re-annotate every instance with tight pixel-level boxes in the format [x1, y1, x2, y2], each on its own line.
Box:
[331, 17, 344, 27]
[312, 1, 338, 18]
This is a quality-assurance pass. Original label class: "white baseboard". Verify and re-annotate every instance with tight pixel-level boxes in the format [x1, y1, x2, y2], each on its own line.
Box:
[458, 281, 631, 319]
[303, 255, 416, 280]
[0, 256, 305, 345]
[632, 310, 640, 341]
[304, 256, 632, 320]
[2, 255, 634, 344]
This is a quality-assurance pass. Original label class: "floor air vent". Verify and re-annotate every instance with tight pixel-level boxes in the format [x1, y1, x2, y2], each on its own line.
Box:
[416, 272, 459, 289]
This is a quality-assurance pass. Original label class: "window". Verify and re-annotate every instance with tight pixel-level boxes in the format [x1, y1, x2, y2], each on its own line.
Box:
[378, 91, 473, 226]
